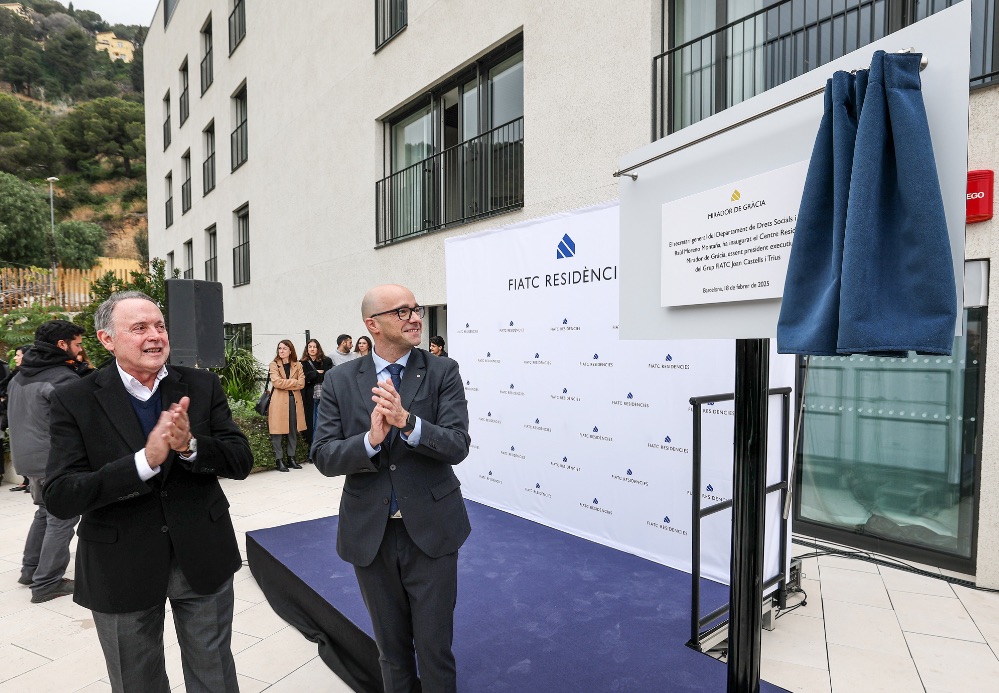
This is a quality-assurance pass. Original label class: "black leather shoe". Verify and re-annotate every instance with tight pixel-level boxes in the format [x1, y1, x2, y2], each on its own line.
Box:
[288, 458, 302, 469]
[275, 459, 289, 472]
[31, 578, 74, 603]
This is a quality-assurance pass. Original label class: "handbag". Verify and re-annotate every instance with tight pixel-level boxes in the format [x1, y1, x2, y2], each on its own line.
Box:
[255, 372, 272, 415]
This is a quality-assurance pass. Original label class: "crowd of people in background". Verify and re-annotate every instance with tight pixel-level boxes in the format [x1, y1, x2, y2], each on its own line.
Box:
[262, 332, 447, 471]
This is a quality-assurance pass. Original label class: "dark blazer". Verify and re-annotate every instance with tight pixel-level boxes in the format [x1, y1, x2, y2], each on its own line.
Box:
[44, 364, 253, 613]
[312, 348, 471, 567]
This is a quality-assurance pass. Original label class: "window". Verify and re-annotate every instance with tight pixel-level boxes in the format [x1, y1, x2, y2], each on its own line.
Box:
[164, 0, 179, 27]
[205, 225, 218, 281]
[375, 0, 407, 50]
[224, 322, 252, 350]
[201, 17, 214, 94]
[233, 205, 250, 286]
[795, 308, 986, 572]
[181, 151, 192, 213]
[162, 92, 171, 150]
[376, 37, 523, 245]
[179, 59, 189, 125]
[183, 240, 194, 279]
[656, 0, 988, 138]
[203, 121, 216, 194]
[167, 251, 175, 276]
[165, 173, 174, 228]
[231, 86, 248, 170]
[229, 0, 245, 54]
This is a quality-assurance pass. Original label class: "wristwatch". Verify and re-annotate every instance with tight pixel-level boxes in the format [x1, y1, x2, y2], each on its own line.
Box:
[402, 412, 417, 436]
[178, 436, 198, 460]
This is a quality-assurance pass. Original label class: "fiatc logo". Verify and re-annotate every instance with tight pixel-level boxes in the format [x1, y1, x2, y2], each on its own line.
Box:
[580, 497, 612, 515]
[478, 411, 501, 424]
[611, 392, 650, 409]
[464, 378, 479, 393]
[524, 482, 552, 499]
[524, 417, 551, 433]
[500, 320, 525, 334]
[550, 455, 582, 472]
[477, 351, 501, 364]
[551, 386, 582, 403]
[646, 513, 688, 536]
[500, 445, 526, 460]
[500, 383, 526, 397]
[611, 468, 650, 487]
[551, 317, 581, 333]
[648, 434, 689, 454]
[458, 322, 479, 334]
[507, 234, 617, 292]
[685, 483, 728, 504]
[648, 353, 690, 370]
[478, 469, 503, 485]
[580, 425, 613, 442]
[524, 352, 552, 366]
[580, 353, 614, 368]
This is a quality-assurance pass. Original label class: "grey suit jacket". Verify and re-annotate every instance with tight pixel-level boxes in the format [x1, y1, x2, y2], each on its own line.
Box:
[312, 348, 471, 567]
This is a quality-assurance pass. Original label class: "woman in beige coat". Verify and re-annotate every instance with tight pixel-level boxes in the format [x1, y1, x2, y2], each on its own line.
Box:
[267, 339, 307, 472]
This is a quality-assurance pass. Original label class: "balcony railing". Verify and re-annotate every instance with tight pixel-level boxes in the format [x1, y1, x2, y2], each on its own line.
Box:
[201, 49, 213, 94]
[205, 256, 217, 282]
[376, 0, 407, 50]
[231, 121, 248, 170]
[653, 0, 995, 139]
[163, 115, 171, 149]
[203, 153, 216, 194]
[180, 87, 189, 125]
[183, 268, 193, 279]
[181, 178, 192, 213]
[165, 197, 173, 228]
[229, 0, 245, 54]
[233, 241, 250, 286]
[375, 117, 524, 246]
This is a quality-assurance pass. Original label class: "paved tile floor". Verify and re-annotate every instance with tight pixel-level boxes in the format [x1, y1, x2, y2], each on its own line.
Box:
[1, 464, 997, 692]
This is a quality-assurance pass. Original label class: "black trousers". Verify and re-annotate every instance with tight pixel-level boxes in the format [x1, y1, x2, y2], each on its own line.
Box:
[269, 393, 298, 459]
[354, 518, 459, 693]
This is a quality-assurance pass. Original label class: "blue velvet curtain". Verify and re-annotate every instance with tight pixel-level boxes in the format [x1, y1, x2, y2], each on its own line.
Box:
[777, 51, 956, 356]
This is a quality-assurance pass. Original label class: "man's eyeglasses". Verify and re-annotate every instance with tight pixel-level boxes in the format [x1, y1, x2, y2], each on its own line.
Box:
[369, 305, 426, 321]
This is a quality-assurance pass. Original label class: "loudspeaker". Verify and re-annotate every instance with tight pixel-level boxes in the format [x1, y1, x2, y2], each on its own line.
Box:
[165, 279, 225, 368]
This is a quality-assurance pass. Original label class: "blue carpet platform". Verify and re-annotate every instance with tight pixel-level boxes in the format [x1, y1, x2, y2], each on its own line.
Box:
[246, 501, 788, 692]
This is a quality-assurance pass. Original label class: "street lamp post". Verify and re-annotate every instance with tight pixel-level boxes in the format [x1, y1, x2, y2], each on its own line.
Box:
[46, 176, 59, 296]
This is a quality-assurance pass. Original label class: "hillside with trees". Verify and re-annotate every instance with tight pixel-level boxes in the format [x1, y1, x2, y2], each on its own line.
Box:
[0, 0, 148, 272]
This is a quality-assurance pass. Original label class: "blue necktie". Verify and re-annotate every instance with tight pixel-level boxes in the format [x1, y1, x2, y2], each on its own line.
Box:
[385, 363, 404, 515]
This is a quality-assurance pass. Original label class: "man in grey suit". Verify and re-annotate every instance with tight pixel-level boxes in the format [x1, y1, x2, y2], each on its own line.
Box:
[312, 284, 471, 693]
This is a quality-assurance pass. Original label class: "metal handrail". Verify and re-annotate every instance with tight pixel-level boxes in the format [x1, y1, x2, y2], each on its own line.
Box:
[687, 386, 792, 651]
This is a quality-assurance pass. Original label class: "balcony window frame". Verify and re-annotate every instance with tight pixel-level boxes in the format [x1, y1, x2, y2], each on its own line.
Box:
[181, 150, 192, 214]
[162, 91, 171, 150]
[201, 16, 214, 95]
[183, 239, 194, 279]
[231, 85, 248, 171]
[233, 204, 250, 287]
[203, 121, 216, 195]
[375, 0, 407, 52]
[205, 225, 218, 282]
[165, 172, 174, 228]
[179, 59, 189, 126]
[375, 36, 524, 246]
[229, 0, 246, 55]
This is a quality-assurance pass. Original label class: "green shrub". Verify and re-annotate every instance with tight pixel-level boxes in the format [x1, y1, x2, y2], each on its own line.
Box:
[232, 412, 310, 471]
[213, 345, 265, 402]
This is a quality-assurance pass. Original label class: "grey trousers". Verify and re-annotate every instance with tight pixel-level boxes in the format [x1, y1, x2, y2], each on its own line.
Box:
[270, 392, 298, 460]
[355, 518, 459, 693]
[21, 476, 80, 594]
[92, 561, 239, 693]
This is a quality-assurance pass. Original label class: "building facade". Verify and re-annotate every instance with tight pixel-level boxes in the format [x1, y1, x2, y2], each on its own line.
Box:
[144, 0, 999, 586]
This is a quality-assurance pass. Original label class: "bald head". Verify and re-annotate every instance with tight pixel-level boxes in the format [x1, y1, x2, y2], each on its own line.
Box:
[361, 284, 412, 320]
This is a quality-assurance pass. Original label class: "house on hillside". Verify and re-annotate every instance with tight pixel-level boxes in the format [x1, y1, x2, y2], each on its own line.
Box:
[0, 3, 30, 22]
[95, 31, 134, 62]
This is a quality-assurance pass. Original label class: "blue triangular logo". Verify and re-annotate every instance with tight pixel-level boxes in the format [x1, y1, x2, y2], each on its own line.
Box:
[593, 498, 599, 504]
[665, 354, 673, 362]
[509, 321, 514, 327]
[563, 388, 568, 394]
[664, 516, 671, 524]
[626, 469, 633, 476]
[535, 352, 540, 358]
[536, 483, 541, 489]
[563, 456, 568, 462]
[665, 435, 671, 443]
[627, 393, 634, 399]
[593, 353, 599, 360]
[592, 426, 599, 433]
[535, 418, 540, 424]
[556, 234, 576, 259]
[511, 446, 515, 452]
[562, 318, 568, 325]
[706, 484, 714, 492]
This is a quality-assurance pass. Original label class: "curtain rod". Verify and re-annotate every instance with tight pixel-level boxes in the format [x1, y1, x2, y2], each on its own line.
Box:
[614, 49, 928, 181]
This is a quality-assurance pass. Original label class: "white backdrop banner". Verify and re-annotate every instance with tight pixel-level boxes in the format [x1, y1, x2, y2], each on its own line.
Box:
[445, 201, 794, 584]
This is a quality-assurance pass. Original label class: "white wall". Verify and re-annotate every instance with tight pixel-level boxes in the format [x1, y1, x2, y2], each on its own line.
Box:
[145, 0, 656, 362]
